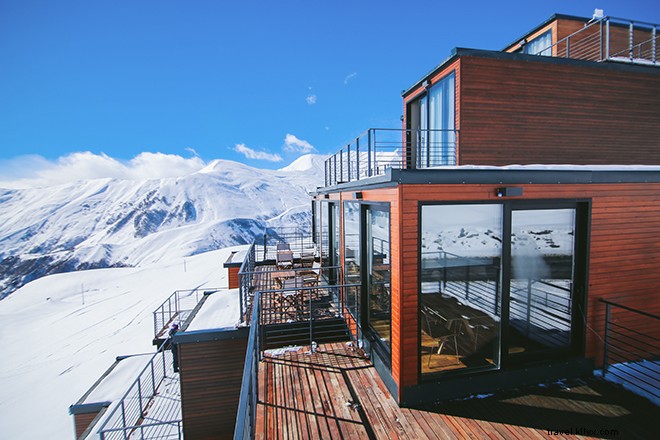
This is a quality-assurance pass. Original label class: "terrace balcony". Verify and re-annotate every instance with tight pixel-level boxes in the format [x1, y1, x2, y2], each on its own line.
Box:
[234, 291, 660, 439]
[538, 15, 659, 65]
[324, 128, 458, 187]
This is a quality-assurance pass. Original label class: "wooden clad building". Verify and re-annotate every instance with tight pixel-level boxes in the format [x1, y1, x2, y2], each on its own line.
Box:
[318, 13, 660, 405]
[314, 169, 660, 404]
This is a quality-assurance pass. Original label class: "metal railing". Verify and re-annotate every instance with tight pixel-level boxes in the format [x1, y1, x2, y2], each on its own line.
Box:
[234, 290, 261, 440]
[238, 228, 319, 324]
[537, 16, 659, 65]
[324, 128, 458, 186]
[601, 299, 660, 404]
[153, 288, 218, 339]
[97, 342, 181, 439]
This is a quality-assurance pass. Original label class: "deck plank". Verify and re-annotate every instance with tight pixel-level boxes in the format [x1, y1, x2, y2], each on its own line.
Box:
[256, 341, 658, 439]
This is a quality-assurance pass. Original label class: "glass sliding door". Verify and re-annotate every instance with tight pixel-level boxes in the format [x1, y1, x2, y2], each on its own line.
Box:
[344, 202, 361, 320]
[508, 208, 577, 357]
[420, 204, 503, 376]
[367, 205, 391, 351]
[419, 201, 586, 378]
[428, 72, 456, 166]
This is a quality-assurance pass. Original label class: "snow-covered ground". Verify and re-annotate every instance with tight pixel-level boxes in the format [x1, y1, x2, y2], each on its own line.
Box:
[0, 245, 242, 440]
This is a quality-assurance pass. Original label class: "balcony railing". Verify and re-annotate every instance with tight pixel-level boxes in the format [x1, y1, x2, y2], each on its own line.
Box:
[324, 128, 458, 186]
[234, 289, 261, 440]
[238, 228, 317, 323]
[601, 299, 659, 404]
[537, 16, 659, 65]
[152, 288, 220, 340]
[97, 342, 180, 440]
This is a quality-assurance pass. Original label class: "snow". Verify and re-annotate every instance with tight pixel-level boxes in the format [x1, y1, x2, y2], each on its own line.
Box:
[0, 246, 240, 440]
[185, 288, 241, 331]
[81, 354, 151, 405]
[0, 154, 325, 296]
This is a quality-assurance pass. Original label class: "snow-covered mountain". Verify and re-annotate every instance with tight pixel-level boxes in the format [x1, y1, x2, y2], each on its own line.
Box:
[0, 154, 328, 298]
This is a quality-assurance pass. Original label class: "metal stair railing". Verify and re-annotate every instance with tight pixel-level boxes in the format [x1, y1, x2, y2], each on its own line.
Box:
[601, 298, 660, 404]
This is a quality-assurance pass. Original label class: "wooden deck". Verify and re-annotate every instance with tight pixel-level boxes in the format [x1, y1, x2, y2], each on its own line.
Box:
[255, 342, 659, 439]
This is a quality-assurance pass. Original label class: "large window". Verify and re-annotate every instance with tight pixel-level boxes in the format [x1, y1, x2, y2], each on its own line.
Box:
[367, 206, 391, 350]
[408, 72, 456, 167]
[421, 204, 503, 375]
[420, 202, 585, 378]
[509, 208, 576, 355]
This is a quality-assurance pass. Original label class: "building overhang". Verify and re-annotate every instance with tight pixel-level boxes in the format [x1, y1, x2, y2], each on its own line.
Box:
[319, 166, 660, 194]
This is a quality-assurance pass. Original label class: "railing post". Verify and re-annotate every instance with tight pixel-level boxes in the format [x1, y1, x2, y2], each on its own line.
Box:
[339, 149, 343, 183]
[566, 36, 571, 58]
[603, 302, 611, 374]
[367, 129, 373, 177]
[599, 19, 604, 61]
[138, 379, 144, 416]
[151, 361, 156, 394]
[629, 21, 634, 60]
[347, 144, 352, 182]
[606, 18, 610, 60]
[325, 160, 328, 187]
[121, 401, 128, 439]
[356, 136, 360, 180]
[653, 26, 657, 64]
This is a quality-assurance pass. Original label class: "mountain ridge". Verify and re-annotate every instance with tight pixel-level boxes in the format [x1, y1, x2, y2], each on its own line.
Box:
[0, 154, 327, 298]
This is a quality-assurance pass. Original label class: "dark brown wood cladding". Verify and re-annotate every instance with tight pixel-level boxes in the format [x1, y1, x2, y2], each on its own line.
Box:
[74, 412, 100, 439]
[458, 56, 660, 166]
[179, 335, 248, 440]
[227, 266, 240, 289]
[391, 182, 660, 389]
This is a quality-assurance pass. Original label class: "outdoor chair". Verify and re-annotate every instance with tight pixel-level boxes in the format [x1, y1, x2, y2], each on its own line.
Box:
[276, 250, 294, 269]
[421, 305, 460, 368]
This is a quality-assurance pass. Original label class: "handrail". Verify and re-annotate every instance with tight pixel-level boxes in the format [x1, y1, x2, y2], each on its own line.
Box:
[97, 340, 180, 439]
[324, 127, 459, 187]
[535, 15, 659, 65]
[234, 290, 261, 440]
[600, 298, 660, 321]
[600, 298, 659, 404]
[153, 288, 219, 339]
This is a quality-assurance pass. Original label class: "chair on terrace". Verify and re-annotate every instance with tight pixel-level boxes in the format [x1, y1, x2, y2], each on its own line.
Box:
[421, 305, 460, 368]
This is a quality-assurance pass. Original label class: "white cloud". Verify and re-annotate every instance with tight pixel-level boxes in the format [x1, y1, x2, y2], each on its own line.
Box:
[344, 72, 357, 84]
[233, 143, 283, 162]
[0, 152, 207, 189]
[185, 147, 200, 157]
[306, 94, 317, 105]
[283, 134, 315, 154]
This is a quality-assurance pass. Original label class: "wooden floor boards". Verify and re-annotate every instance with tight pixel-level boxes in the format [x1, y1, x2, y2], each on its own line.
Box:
[256, 342, 659, 439]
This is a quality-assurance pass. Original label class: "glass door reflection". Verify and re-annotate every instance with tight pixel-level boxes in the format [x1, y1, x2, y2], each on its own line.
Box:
[508, 208, 576, 358]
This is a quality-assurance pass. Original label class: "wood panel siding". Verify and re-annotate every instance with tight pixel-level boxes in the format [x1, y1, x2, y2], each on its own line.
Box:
[74, 412, 101, 439]
[227, 266, 240, 289]
[178, 332, 248, 439]
[458, 56, 660, 166]
[394, 182, 660, 389]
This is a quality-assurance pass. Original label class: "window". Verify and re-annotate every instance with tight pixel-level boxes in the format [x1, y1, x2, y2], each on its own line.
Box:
[367, 205, 391, 351]
[524, 30, 552, 56]
[421, 204, 503, 376]
[408, 72, 456, 168]
[420, 201, 586, 378]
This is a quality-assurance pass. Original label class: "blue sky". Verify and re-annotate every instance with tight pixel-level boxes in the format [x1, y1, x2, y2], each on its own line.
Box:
[1, 0, 658, 176]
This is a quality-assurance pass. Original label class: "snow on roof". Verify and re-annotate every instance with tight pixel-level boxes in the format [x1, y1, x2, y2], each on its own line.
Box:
[425, 164, 660, 171]
[185, 288, 240, 332]
[81, 354, 152, 405]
